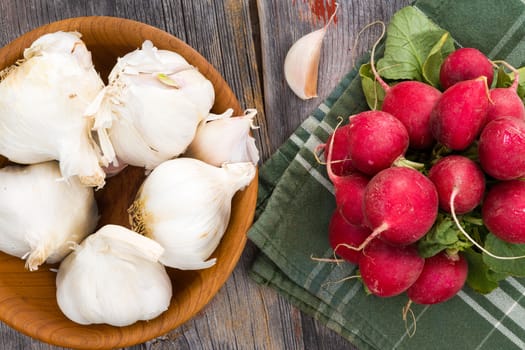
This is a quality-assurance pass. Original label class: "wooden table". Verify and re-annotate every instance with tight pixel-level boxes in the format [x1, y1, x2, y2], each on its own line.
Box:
[0, 1, 411, 348]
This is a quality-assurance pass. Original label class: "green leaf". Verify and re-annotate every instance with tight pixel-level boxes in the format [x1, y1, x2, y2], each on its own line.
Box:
[422, 32, 455, 87]
[418, 214, 472, 258]
[359, 63, 385, 110]
[515, 67, 525, 99]
[376, 6, 452, 82]
[483, 233, 525, 276]
[494, 65, 513, 88]
[464, 248, 499, 294]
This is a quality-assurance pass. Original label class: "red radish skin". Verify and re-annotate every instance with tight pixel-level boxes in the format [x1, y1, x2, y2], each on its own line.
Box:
[486, 63, 525, 124]
[359, 239, 424, 297]
[346, 111, 409, 176]
[328, 209, 371, 264]
[430, 77, 490, 150]
[487, 88, 525, 124]
[333, 172, 369, 226]
[482, 180, 525, 244]
[439, 48, 494, 90]
[407, 252, 468, 305]
[361, 167, 439, 247]
[381, 81, 441, 149]
[428, 155, 485, 214]
[478, 116, 525, 180]
[323, 124, 355, 177]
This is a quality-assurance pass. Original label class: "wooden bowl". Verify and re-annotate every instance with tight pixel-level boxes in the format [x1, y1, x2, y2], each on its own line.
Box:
[0, 17, 257, 349]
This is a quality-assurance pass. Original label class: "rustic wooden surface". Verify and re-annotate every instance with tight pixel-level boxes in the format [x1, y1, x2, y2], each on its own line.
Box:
[0, 1, 411, 349]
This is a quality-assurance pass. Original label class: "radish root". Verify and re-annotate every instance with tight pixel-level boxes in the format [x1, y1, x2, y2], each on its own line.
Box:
[322, 274, 360, 288]
[339, 222, 388, 252]
[310, 254, 345, 264]
[450, 188, 525, 260]
[326, 116, 347, 183]
[402, 300, 417, 338]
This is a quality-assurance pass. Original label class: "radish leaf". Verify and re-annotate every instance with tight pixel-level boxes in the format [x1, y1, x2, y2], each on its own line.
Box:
[376, 6, 452, 82]
[483, 233, 525, 277]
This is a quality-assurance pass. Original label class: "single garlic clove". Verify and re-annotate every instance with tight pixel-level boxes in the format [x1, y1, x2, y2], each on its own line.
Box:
[284, 4, 338, 100]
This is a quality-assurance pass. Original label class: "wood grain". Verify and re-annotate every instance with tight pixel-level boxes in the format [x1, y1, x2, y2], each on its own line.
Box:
[0, 1, 412, 349]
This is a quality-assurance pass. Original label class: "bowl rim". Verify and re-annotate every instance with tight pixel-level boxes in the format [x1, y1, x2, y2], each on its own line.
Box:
[0, 15, 257, 349]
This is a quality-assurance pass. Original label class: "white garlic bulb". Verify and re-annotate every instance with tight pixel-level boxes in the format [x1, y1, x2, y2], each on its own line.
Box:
[0, 161, 98, 271]
[0, 31, 106, 187]
[185, 108, 260, 166]
[56, 224, 172, 327]
[87, 40, 215, 170]
[129, 157, 256, 270]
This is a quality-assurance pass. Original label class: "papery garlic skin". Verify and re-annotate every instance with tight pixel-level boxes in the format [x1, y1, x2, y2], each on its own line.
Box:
[0, 31, 106, 187]
[185, 108, 260, 166]
[129, 158, 256, 270]
[56, 224, 172, 327]
[88, 40, 215, 170]
[0, 161, 98, 271]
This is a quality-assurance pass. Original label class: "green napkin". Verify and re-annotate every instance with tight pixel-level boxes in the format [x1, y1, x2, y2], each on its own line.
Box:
[248, 0, 525, 349]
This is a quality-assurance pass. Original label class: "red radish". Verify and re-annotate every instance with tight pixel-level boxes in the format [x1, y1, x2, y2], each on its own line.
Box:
[482, 180, 525, 244]
[328, 208, 371, 264]
[430, 76, 490, 150]
[439, 48, 494, 90]
[478, 116, 525, 180]
[358, 167, 438, 249]
[380, 81, 441, 149]
[321, 124, 355, 177]
[333, 172, 369, 225]
[345, 110, 409, 176]
[407, 251, 468, 305]
[359, 239, 424, 297]
[487, 88, 525, 124]
[369, 38, 441, 150]
[428, 155, 485, 214]
[486, 62, 525, 124]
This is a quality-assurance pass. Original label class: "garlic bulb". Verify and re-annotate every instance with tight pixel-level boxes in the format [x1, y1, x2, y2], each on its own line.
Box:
[185, 108, 260, 166]
[87, 40, 215, 170]
[284, 4, 338, 100]
[0, 31, 106, 187]
[129, 157, 256, 270]
[56, 224, 172, 326]
[0, 161, 98, 271]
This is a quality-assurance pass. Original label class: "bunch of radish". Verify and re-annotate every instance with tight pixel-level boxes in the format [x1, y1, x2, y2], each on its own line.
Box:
[322, 46, 525, 307]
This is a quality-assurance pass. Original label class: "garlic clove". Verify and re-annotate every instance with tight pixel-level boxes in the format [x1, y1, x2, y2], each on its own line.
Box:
[185, 108, 260, 166]
[284, 3, 338, 100]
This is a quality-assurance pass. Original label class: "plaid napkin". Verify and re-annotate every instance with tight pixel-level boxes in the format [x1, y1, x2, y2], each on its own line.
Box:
[248, 0, 525, 349]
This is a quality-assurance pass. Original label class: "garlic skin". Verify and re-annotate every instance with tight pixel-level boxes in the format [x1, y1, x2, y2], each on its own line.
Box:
[88, 40, 215, 170]
[185, 108, 260, 166]
[0, 161, 98, 271]
[0, 31, 106, 187]
[56, 224, 172, 327]
[284, 5, 338, 100]
[129, 158, 256, 270]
